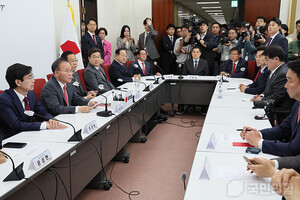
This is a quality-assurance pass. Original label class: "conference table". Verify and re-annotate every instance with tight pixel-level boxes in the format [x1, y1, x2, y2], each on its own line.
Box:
[0, 75, 282, 200]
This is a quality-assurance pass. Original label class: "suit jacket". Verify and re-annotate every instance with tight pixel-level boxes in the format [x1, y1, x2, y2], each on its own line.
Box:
[128, 61, 152, 76]
[109, 60, 133, 87]
[264, 33, 288, 58]
[40, 76, 89, 116]
[81, 32, 104, 67]
[261, 101, 300, 156]
[0, 89, 53, 139]
[222, 57, 248, 78]
[245, 66, 271, 95]
[196, 32, 215, 75]
[262, 63, 294, 112]
[72, 71, 87, 97]
[161, 35, 177, 69]
[273, 155, 300, 173]
[138, 25, 160, 60]
[84, 63, 114, 94]
[182, 58, 209, 76]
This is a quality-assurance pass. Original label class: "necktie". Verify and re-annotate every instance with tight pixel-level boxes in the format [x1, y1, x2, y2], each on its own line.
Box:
[92, 35, 97, 45]
[194, 61, 198, 71]
[266, 38, 272, 46]
[142, 62, 146, 75]
[298, 105, 300, 123]
[232, 63, 236, 74]
[254, 68, 262, 82]
[98, 68, 106, 80]
[63, 85, 69, 106]
[144, 32, 148, 46]
[23, 97, 30, 111]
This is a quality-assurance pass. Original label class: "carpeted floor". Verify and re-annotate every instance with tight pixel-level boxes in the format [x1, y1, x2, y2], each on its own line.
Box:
[74, 104, 204, 200]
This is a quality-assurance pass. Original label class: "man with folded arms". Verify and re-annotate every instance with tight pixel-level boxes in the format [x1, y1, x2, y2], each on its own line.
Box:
[0, 63, 66, 139]
[240, 59, 300, 157]
[40, 59, 97, 116]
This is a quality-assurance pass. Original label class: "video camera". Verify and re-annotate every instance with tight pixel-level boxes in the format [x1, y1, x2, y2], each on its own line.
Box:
[185, 16, 205, 45]
[253, 26, 265, 41]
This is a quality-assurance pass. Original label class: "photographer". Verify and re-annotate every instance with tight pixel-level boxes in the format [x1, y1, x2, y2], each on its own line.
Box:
[217, 27, 238, 65]
[288, 33, 300, 61]
[211, 22, 221, 75]
[174, 25, 192, 74]
[195, 20, 215, 75]
[236, 22, 257, 61]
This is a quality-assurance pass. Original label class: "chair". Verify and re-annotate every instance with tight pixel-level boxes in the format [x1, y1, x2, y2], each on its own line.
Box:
[0, 90, 3, 94]
[33, 78, 46, 101]
[76, 69, 87, 91]
[126, 61, 135, 68]
[247, 61, 257, 81]
[47, 73, 53, 80]
[102, 65, 111, 81]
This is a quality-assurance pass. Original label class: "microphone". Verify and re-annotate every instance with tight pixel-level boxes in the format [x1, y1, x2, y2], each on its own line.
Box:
[139, 81, 150, 92]
[24, 111, 82, 142]
[181, 172, 187, 191]
[0, 150, 25, 181]
[96, 94, 112, 117]
[178, 64, 184, 79]
[154, 61, 165, 80]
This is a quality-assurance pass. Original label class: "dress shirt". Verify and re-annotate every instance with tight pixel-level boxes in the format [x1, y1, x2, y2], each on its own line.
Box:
[13, 89, 46, 129]
[231, 60, 239, 74]
[88, 31, 96, 42]
[57, 80, 79, 113]
[193, 58, 200, 68]
[138, 59, 145, 72]
[268, 63, 283, 79]
[268, 31, 280, 46]
[200, 31, 207, 40]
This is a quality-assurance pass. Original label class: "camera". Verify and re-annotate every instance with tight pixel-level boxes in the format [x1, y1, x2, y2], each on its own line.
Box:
[241, 30, 252, 38]
[253, 99, 275, 111]
[220, 29, 229, 45]
[185, 16, 202, 45]
[253, 26, 265, 40]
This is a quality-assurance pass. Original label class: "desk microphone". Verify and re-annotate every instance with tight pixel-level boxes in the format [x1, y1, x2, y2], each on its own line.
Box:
[24, 111, 82, 142]
[139, 81, 150, 92]
[0, 151, 25, 181]
[96, 94, 112, 117]
[154, 61, 165, 80]
[178, 64, 184, 79]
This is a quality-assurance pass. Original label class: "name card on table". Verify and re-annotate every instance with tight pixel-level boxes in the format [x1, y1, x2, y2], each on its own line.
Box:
[199, 156, 211, 180]
[82, 120, 98, 134]
[148, 83, 154, 91]
[164, 75, 174, 79]
[158, 77, 163, 84]
[135, 91, 142, 100]
[206, 132, 217, 150]
[28, 149, 52, 170]
[186, 75, 198, 80]
[114, 103, 125, 115]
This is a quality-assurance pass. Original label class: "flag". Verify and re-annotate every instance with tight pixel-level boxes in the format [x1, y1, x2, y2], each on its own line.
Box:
[59, 1, 84, 69]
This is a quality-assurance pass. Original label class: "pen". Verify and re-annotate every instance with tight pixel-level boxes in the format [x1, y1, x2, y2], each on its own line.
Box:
[236, 129, 251, 131]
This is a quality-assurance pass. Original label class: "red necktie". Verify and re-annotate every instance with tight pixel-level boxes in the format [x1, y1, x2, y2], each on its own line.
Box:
[92, 35, 97, 45]
[63, 85, 69, 106]
[142, 62, 146, 75]
[254, 68, 262, 82]
[266, 38, 272, 46]
[297, 105, 300, 123]
[232, 63, 236, 74]
[23, 97, 30, 111]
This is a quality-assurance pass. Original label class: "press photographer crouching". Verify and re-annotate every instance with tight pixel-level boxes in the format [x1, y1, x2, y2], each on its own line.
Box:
[251, 45, 295, 126]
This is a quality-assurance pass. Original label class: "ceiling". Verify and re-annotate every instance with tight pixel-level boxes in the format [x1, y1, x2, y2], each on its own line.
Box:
[175, 0, 238, 25]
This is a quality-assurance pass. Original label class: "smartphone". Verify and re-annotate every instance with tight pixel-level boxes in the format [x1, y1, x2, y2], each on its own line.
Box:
[243, 156, 255, 165]
[3, 142, 27, 149]
[246, 147, 261, 154]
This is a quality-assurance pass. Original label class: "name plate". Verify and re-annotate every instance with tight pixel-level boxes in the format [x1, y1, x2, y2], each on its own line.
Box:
[114, 103, 125, 114]
[82, 120, 98, 134]
[186, 75, 198, 80]
[148, 83, 154, 91]
[28, 149, 52, 170]
[158, 77, 163, 84]
[135, 91, 142, 100]
[164, 75, 174, 79]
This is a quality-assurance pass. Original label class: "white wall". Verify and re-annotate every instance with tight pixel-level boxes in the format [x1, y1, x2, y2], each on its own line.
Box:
[279, 0, 290, 24]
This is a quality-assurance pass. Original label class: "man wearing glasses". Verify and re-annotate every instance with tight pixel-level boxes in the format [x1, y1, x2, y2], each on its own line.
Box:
[0, 63, 66, 139]
[40, 59, 97, 116]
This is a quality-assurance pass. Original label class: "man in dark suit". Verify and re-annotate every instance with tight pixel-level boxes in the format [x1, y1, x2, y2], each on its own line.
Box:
[40, 59, 97, 116]
[128, 49, 161, 77]
[263, 17, 288, 59]
[161, 24, 177, 74]
[81, 18, 104, 68]
[61, 51, 97, 99]
[240, 59, 300, 157]
[239, 45, 271, 94]
[220, 47, 248, 78]
[83, 47, 114, 94]
[138, 18, 160, 74]
[252, 45, 294, 124]
[109, 48, 133, 87]
[195, 20, 215, 75]
[0, 63, 65, 139]
[182, 46, 209, 76]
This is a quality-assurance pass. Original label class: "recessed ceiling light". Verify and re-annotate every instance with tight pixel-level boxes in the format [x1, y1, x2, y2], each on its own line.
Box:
[205, 10, 222, 12]
[202, 6, 221, 9]
[197, 1, 219, 4]
[208, 13, 224, 15]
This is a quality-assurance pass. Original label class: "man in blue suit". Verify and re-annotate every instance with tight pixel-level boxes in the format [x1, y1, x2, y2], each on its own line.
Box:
[109, 48, 133, 87]
[81, 18, 104, 68]
[240, 59, 300, 157]
[128, 49, 161, 77]
[263, 17, 288, 59]
[0, 64, 65, 139]
[220, 47, 248, 78]
[239, 45, 270, 94]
